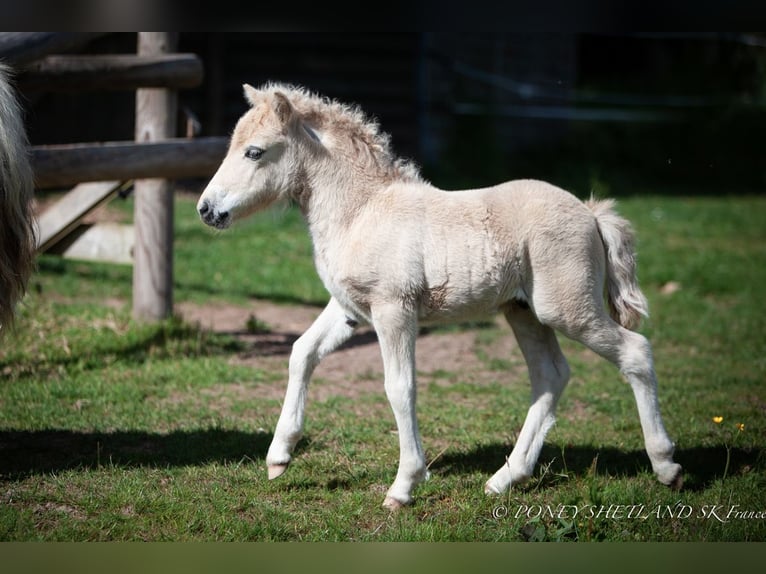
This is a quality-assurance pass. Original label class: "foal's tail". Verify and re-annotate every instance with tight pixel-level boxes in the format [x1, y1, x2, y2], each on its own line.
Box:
[0, 63, 36, 334]
[586, 197, 649, 331]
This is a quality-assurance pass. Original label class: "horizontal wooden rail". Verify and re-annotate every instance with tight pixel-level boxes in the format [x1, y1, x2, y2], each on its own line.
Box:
[31, 137, 229, 189]
[18, 54, 204, 91]
[0, 32, 107, 66]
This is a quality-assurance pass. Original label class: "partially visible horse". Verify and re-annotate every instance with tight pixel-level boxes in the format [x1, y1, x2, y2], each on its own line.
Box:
[198, 82, 682, 508]
[0, 63, 36, 336]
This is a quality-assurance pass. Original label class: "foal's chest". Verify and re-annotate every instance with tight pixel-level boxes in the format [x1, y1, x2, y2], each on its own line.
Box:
[312, 247, 374, 322]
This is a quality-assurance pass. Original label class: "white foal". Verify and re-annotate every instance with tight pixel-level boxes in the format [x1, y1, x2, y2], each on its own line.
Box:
[198, 82, 682, 508]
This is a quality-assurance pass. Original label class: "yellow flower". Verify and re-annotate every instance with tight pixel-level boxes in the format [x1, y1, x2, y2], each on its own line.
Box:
[712, 416, 723, 424]
[737, 423, 745, 432]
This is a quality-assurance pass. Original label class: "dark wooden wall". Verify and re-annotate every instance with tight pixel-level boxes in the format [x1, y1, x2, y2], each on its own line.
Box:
[179, 33, 422, 159]
[19, 33, 581, 186]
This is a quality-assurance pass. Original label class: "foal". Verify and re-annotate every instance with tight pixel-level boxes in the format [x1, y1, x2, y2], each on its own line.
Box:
[198, 83, 682, 508]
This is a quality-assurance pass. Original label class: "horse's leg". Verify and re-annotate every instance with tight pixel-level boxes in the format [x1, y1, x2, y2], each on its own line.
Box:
[266, 297, 358, 478]
[371, 303, 427, 509]
[561, 314, 682, 487]
[529, 254, 682, 488]
[485, 304, 570, 494]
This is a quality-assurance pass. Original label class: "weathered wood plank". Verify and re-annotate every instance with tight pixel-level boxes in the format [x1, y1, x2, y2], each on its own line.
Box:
[36, 181, 124, 252]
[18, 54, 204, 92]
[0, 33, 106, 66]
[31, 137, 229, 189]
[133, 32, 177, 322]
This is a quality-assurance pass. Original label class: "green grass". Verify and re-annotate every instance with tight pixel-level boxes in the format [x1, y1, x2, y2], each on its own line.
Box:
[1, 192, 764, 541]
[33, 196, 327, 306]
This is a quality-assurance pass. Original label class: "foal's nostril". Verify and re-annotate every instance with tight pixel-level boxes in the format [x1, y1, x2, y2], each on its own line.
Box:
[198, 200, 210, 216]
[218, 211, 229, 222]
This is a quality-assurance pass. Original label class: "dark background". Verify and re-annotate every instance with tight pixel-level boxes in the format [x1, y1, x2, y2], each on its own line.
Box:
[19, 32, 766, 196]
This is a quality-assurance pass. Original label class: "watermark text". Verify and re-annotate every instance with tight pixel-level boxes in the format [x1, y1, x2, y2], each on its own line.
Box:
[492, 502, 766, 523]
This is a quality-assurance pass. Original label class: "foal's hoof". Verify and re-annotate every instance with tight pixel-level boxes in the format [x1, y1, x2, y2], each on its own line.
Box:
[382, 496, 409, 511]
[484, 481, 502, 496]
[667, 466, 684, 491]
[657, 463, 683, 490]
[267, 463, 289, 480]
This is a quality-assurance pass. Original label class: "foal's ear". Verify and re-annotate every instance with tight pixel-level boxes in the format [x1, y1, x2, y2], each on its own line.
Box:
[272, 91, 294, 124]
[243, 83, 261, 107]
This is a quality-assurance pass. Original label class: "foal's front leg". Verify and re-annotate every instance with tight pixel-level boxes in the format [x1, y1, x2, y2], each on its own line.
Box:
[266, 297, 357, 478]
[372, 304, 428, 509]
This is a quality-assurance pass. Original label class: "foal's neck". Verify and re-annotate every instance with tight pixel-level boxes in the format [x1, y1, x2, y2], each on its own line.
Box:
[298, 154, 390, 245]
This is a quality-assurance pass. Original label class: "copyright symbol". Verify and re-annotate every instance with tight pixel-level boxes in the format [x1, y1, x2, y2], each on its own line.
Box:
[492, 505, 508, 519]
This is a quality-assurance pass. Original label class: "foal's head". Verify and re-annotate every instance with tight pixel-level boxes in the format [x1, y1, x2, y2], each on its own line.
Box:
[198, 84, 317, 229]
[198, 82, 422, 230]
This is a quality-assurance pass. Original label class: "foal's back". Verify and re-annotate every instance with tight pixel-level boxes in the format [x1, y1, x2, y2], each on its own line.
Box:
[349, 178, 600, 324]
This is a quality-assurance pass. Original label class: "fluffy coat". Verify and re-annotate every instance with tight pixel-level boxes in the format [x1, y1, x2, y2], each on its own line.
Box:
[0, 63, 36, 335]
[198, 83, 681, 508]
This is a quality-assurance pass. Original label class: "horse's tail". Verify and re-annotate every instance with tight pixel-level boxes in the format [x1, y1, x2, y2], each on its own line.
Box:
[0, 62, 36, 334]
[585, 197, 648, 331]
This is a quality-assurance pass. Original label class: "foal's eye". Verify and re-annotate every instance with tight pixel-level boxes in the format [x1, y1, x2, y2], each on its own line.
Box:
[244, 146, 265, 161]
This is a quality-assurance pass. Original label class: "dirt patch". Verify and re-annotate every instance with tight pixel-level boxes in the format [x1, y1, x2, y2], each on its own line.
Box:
[33, 502, 87, 522]
[176, 300, 524, 402]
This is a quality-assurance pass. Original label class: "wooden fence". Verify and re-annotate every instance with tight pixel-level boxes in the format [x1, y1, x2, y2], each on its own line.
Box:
[1, 32, 228, 321]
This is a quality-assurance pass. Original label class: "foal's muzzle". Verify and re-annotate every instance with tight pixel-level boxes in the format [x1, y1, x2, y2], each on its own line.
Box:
[198, 199, 230, 229]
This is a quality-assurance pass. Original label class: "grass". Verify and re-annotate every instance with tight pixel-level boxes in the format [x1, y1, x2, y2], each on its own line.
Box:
[1, 190, 765, 541]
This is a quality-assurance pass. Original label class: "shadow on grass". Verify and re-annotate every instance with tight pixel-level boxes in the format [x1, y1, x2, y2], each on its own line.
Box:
[433, 442, 762, 492]
[0, 428, 274, 481]
[2, 428, 760, 496]
[1, 319, 245, 381]
[233, 329, 380, 358]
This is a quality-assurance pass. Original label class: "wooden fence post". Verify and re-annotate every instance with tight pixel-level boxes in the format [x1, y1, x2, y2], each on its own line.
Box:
[133, 32, 178, 321]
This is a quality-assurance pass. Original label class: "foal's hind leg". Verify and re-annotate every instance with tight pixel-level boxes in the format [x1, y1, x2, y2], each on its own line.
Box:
[485, 304, 570, 495]
[565, 316, 682, 487]
[266, 297, 358, 478]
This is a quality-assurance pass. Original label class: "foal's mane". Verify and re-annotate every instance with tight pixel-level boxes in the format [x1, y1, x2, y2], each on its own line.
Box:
[259, 82, 423, 183]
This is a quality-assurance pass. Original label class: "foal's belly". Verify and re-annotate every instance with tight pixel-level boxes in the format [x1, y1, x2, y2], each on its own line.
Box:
[416, 277, 523, 326]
